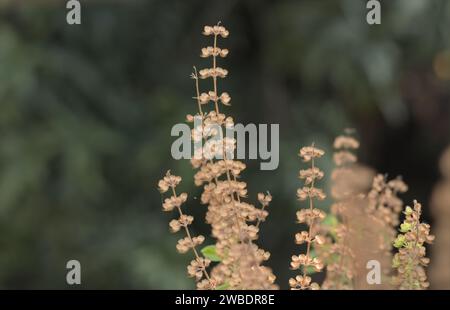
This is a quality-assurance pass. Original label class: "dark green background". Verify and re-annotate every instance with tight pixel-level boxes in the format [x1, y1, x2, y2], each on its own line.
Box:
[0, 0, 448, 289]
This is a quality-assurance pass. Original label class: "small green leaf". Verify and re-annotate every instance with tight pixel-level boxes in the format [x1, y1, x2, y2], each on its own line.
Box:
[305, 265, 318, 274]
[201, 245, 221, 262]
[215, 282, 230, 290]
[323, 214, 338, 228]
[323, 214, 339, 240]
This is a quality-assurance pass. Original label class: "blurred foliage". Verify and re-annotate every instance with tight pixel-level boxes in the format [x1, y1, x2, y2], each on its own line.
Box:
[0, 0, 448, 289]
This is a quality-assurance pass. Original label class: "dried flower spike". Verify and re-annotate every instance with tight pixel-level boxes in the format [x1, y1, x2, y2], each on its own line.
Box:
[158, 171, 215, 289]
[290, 144, 326, 290]
[187, 23, 277, 289]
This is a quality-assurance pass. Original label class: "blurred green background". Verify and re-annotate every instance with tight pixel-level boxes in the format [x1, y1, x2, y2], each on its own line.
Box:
[0, 0, 449, 289]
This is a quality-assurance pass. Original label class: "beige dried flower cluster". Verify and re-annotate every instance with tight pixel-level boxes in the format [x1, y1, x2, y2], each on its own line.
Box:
[158, 171, 214, 289]
[323, 132, 410, 289]
[332, 173, 409, 289]
[162, 23, 276, 290]
[368, 174, 408, 255]
[392, 200, 435, 289]
[430, 146, 450, 289]
[342, 196, 390, 289]
[321, 132, 361, 289]
[289, 144, 326, 290]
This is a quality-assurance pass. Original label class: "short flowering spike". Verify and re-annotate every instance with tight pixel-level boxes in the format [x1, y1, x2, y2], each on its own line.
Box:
[158, 170, 214, 288]
[392, 200, 434, 289]
[290, 143, 327, 290]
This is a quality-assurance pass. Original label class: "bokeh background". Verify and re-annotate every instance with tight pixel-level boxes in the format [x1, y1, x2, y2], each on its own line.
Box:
[0, 0, 449, 289]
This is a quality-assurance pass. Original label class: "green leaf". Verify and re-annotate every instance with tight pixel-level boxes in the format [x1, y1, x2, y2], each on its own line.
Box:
[322, 214, 338, 228]
[201, 245, 221, 262]
[305, 266, 318, 274]
[322, 214, 339, 240]
[215, 282, 230, 290]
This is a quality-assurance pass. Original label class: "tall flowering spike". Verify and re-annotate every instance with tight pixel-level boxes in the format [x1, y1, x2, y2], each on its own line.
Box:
[153, 24, 269, 290]
[158, 171, 215, 290]
[289, 144, 326, 290]
[179, 23, 277, 290]
[392, 200, 434, 289]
